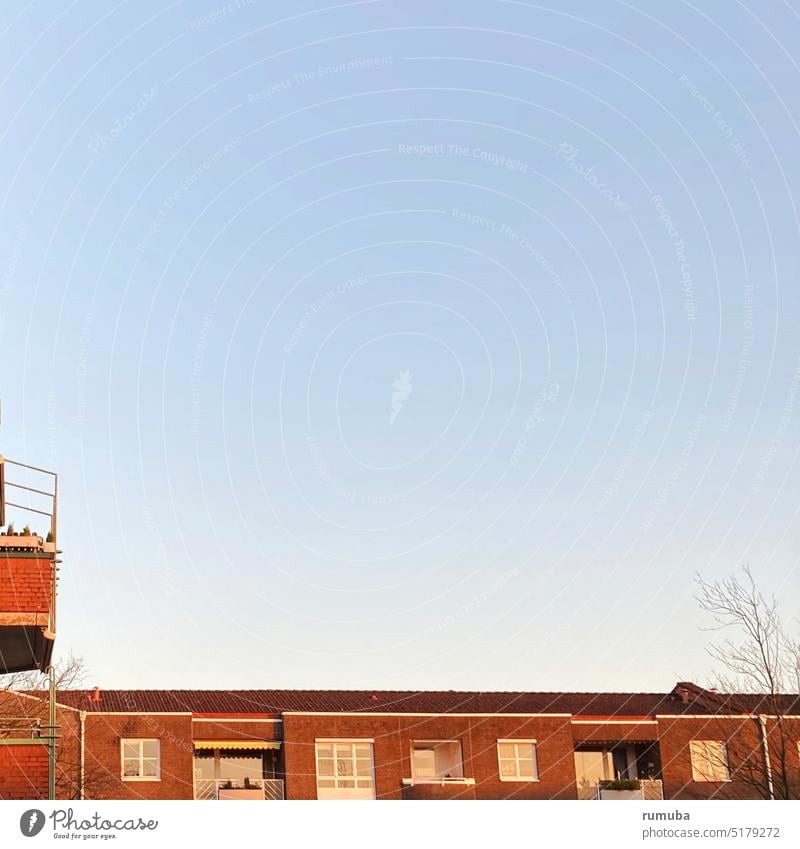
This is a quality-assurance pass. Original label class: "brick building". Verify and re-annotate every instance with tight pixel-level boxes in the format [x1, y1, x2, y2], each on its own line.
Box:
[1, 682, 798, 801]
[1, 454, 798, 802]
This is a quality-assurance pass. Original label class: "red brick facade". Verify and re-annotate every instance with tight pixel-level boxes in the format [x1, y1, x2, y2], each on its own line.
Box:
[82, 713, 195, 800]
[282, 713, 578, 800]
[656, 714, 800, 800]
[0, 743, 48, 799]
[0, 555, 52, 615]
[0, 684, 798, 801]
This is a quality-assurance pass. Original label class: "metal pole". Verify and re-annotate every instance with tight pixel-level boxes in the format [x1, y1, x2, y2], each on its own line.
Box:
[47, 470, 59, 800]
[48, 666, 56, 800]
[758, 715, 775, 800]
[52, 472, 57, 549]
[52, 474, 58, 635]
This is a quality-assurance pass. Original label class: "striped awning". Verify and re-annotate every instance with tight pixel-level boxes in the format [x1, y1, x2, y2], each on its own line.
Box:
[193, 740, 281, 751]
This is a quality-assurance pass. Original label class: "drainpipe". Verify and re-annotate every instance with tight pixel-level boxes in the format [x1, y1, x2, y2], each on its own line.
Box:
[79, 711, 86, 800]
[757, 715, 775, 800]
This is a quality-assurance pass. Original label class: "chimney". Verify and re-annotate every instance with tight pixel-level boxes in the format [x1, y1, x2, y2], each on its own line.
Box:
[677, 687, 690, 704]
[90, 687, 101, 703]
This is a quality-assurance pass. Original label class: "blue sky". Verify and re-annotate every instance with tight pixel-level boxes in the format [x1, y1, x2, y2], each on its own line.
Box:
[1, 1, 798, 691]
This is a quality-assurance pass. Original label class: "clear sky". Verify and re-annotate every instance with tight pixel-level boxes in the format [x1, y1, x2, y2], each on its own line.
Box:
[0, 1, 798, 692]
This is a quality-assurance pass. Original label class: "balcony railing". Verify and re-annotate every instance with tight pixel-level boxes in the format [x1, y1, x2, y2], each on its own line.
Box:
[401, 777, 476, 786]
[401, 777, 477, 800]
[194, 778, 284, 800]
[0, 717, 56, 742]
[577, 779, 663, 800]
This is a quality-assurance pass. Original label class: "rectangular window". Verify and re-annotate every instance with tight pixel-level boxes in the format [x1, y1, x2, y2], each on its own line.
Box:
[121, 739, 160, 781]
[497, 740, 538, 781]
[315, 741, 375, 799]
[411, 741, 464, 780]
[689, 740, 730, 782]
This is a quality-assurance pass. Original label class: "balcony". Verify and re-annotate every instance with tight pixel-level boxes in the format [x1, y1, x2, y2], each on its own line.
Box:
[403, 740, 475, 798]
[577, 779, 664, 800]
[0, 456, 59, 674]
[195, 778, 284, 800]
[0, 551, 56, 673]
[401, 777, 477, 800]
[193, 745, 282, 800]
[574, 741, 662, 800]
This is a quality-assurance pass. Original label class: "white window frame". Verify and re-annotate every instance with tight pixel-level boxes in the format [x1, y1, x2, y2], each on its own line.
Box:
[314, 740, 375, 799]
[497, 739, 539, 782]
[689, 740, 731, 782]
[120, 738, 161, 782]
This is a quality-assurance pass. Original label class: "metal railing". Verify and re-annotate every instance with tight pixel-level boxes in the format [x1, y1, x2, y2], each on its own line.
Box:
[195, 778, 284, 800]
[577, 779, 663, 800]
[0, 456, 59, 636]
[0, 717, 46, 738]
[0, 457, 58, 545]
[641, 779, 664, 800]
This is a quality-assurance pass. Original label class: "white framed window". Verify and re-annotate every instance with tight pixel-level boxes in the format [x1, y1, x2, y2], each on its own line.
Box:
[497, 739, 538, 781]
[121, 738, 161, 781]
[411, 740, 464, 780]
[315, 740, 375, 799]
[689, 740, 730, 782]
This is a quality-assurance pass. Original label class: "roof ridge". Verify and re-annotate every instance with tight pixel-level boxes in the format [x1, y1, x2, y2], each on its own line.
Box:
[51, 687, 675, 696]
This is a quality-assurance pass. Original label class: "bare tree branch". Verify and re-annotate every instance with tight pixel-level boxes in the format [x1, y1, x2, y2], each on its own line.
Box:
[696, 567, 799, 799]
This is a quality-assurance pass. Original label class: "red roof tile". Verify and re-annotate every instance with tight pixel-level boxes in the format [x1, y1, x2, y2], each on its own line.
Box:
[36, 683, 797, 717]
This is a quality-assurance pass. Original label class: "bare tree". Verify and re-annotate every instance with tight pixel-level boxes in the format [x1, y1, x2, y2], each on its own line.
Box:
[0, 652, 87, 697]
[697, 567, 800, 799]
[0, 654, 116, 799]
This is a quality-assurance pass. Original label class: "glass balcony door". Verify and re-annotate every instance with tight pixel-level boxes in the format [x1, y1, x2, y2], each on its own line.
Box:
[574, 749, 614, 785]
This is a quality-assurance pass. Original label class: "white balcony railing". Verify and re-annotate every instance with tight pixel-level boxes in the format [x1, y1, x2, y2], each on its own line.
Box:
[401, 777, 476, 786]
[195, 778, 284, 800]
[577, 779, 663, 800]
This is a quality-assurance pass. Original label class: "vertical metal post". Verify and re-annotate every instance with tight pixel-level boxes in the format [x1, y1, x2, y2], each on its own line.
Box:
[52, 472, 57, 549]
[48, 666, 56, 800]
[51, 473, 58, 635]
[0, 455, 5, 527]
[758, 714, 775, 800]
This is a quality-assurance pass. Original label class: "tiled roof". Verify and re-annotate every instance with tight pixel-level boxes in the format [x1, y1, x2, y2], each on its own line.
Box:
[39, 684, 798, 717]
[670, 682, 800, 716]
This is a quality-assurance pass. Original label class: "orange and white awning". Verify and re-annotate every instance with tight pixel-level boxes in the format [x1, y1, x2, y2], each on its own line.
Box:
[193, 740, 280, 751]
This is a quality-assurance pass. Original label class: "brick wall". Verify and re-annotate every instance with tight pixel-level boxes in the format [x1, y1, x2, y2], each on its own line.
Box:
[0, 743, 49, 799]
[82, 713, 194, 800]
[762, 716, 800, 799]
[572, 720, 659, 744]
[658, 715, 767, 799]
[282, 714, 578, 800]
[0, 692, 82, 800]
[0, 555, 52, 614]
[3, 694, 798, 800]
[191, 718, 282, 741]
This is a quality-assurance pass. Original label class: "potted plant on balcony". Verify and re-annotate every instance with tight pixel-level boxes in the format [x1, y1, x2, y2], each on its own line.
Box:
[0, 523, 44, 550]
[598, 778, 643, 800]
